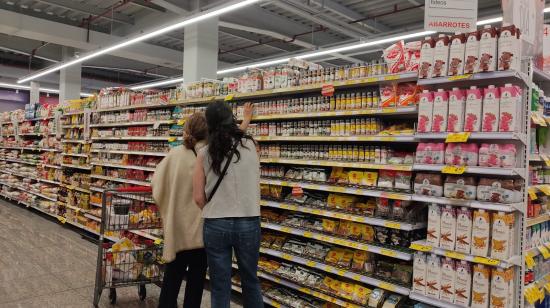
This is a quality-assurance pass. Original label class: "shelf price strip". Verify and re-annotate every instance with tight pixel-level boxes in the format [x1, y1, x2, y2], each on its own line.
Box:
[409, 241, 509, 267]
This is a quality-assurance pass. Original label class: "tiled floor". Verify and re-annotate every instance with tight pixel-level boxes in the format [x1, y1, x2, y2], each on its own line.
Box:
[0, 199, 243, 308]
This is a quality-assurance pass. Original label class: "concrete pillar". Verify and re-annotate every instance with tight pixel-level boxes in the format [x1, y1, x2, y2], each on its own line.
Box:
[59, 47, 81, 103]
[183, 18, 218, 82]
[30, 81, 40, 105]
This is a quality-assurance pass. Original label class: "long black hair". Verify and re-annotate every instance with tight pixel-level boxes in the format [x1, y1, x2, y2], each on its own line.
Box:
[205, 101, 254, 176]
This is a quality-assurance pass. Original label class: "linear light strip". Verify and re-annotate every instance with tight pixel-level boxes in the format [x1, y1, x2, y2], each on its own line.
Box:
[130, 77, 185, 90]
[17, 0, 260, 84]
[0, 82, 92, 97]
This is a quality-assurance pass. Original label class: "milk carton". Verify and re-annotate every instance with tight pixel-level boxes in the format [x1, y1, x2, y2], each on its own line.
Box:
[418, 90, 434, 133]
[491, 212, 515, 260]
[478, 25, 498, 72]
[464, 31, 480, 74]
[499, 84, 521, 132]
[498, 23, 521, 71]
[413, 252, 428, 295]
[481, 85, 500, 132]
[455, 207, 473, 254]
[472, 264, 491, 308]
[490, 268, 514, 308]
[447, 88, 466, 132]
[432, 89, 449, 132]
[427, 204, 441, 247]
[440, 257, 456, 303]
[465, 86, 482, 132]
[419, 36, 435, 79]
[440, 205, 457, 250]
[426, 254, 442, 298]
[432, 34, 450, 77]
[448, 33, 466, 76]
[455, 261, 472, 306]
[472, 209, 491, 257]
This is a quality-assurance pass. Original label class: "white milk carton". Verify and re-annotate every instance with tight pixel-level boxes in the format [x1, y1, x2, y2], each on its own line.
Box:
[481, 85, 500, 132]
[439, 205, 457, 250]
[440, 257, 456, 303]
[455, 207, 473, 254]
[426, 254, 442, 299]
[427, 204, 441, 247]
[432, 89, 449, 132]
[448, 33, 466, 76]
[455, 261, 472, 306]
[472, 209, 491, 257]
[413, 252, 428, 295]
[447, 87, 466, 132]
[418, 90, 434, 133]
[465, 86, 482, 132]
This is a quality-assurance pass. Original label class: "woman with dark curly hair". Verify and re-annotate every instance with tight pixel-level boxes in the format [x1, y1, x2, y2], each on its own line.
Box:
[193, 101, 263, 308]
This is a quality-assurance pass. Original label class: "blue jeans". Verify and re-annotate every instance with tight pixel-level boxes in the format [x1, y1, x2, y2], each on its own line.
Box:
[203, 217, 263, 308]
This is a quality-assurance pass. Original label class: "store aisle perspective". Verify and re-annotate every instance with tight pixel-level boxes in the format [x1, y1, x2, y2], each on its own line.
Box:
[0, 200, 243, 308]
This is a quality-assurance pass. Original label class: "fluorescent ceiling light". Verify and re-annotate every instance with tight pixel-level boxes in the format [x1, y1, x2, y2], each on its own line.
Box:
[17, 0, 260, 84]
[130, 77, 184, 90]
[0, 82, 92, 97]
[476, 17, 503, 26]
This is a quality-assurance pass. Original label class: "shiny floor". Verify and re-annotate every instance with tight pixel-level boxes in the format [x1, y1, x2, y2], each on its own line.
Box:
[0, 199, 243, 308]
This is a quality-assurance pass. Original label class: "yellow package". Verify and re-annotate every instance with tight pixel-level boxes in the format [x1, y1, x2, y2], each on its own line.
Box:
[354, 202, 369, 215]
[362, 225, 375, 242]
[327, 193, 338, 208]
[338, 195, 355, 211]
[351, 250, 368, 271]
[260, 184, 270, 196]
[352, 284, 371, 305]
[349, 222, 364, 240]
[320, 276, 335, 292]
[348, 171, 363, 185]
[361, 171, 378, 187]
[329, 279, 342, 296]
[338, 170, 350, 185]
[325, 248, 344, 265]
[339, 282, 355, 300]
[322, 219, 339, 233]
[337, 221, 353, 237]
[329, 167, 344, 184]
[339, 249, 354, 268]
[270, 185, 282, 199]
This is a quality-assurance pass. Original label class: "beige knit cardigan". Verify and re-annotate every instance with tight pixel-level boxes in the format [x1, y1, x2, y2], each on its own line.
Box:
[152, 142, 206, 262]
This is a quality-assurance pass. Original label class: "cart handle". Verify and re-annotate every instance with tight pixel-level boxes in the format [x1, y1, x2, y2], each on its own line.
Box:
[115, 186, 153, 193]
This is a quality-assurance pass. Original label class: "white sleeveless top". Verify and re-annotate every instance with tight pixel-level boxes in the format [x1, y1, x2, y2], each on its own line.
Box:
[201, 138, 260, 218]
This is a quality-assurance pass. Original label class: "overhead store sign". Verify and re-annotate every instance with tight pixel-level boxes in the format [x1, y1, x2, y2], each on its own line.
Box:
[424, 0, 478, 33]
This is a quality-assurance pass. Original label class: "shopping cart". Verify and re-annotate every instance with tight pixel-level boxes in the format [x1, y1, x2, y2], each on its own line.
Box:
[93, 187, 163, 306]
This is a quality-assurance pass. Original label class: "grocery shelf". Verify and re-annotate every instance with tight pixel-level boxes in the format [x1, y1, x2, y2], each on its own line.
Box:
[534, 68, 550, 83]
[417, 70, 530, 86]
[409, 292, 465, 308]
[129, 229, 163, 242]
[254, 135, 416, 142]
[0, 168, 38, 180]
[63, 110, 84, 116]
[41, 163, 62, 169]
[62, 184, 91, 194]
[412, 164, 524, 177]
[257, 271, 363, 308]
[409, 240, 520, 268]
[529, 154, 543, 162]
[261, 222, 412, 260]
[90, 162, 156, 172]
[411, 195, 521, 212]
[2, 158, 39, 165]
[38, 178, 62, 185]
[252, 106, 418, 121]
[90, 120, 175, 127]
[90, 149, 168, 157]
[62, 153, 89, 158]
[527, 214, 550, 227]
[61, 163, 92, 170]
[260, 158, 413, 171]
[61, 124, 84, 129]
[90, 174, 151, 186]
[260, 247, 410, 295]
[95, 103, 173, 113]
[415, 132, 527, 143]
[260, 178, 412, 201]
[61, 139, 90, 144]
[261, 200, 425, 231]
[526, 243, 550, 257]
[0, 180, 57, 202]
[90, 202, 102, 207]
[91, 136, 176, 141]
[229, 284, 287, 308]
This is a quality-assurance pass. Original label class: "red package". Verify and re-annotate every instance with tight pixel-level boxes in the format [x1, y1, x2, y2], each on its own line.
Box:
[383, 41, 406, 74]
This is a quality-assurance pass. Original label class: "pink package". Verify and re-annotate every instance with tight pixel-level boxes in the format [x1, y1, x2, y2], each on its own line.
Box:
[499, 84, 521, 132]
[447, 88, 466, 132]
[416, 143, 445, 164]
[499, 144, 517, 167]
[405, 41, 421, 72]
[383, 40, 406, 73]
[478, 144, 500, 167]
[481, 85, 500, 132]
[418, 90, 434, 133]
[464, 86, 482, 132]
[445, 143, 479, 166]
[432, 89, 449, 132]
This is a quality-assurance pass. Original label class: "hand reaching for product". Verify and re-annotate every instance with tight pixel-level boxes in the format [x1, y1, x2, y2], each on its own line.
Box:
[240, 102, 254, 131]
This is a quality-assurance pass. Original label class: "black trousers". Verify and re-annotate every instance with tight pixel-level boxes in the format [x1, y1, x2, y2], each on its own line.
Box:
[158, 248, 207, 308]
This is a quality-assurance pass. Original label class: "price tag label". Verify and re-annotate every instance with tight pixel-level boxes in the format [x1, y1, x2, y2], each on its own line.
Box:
[384, 75, 400, 81]
[380, 249, 397, 257]
[352, 274, 361, 281]
[441, 165, 467, 174]
[281, 253, 293, 261]
[445, 132, 470, 143]
[410, 243, 433, 252]
[445, 251, 466, 260]
[384, 221, 402, 229]
[58, 216, 66, 224]
[473, 256, 501, 266]
[167, 137, 177, 142]
[366, 77, 378, 83]
[306, 260, 317, 267]
[336, 269, 346, 276]
[526, 253, 536, 269]
[224, 93, 235, 101]
[154, 238, 163, 245]
[529, 187, 539, 200]
[448, 74, 472, 81]
[177, 119, 185, 126]
[538, 245, 550, 259]
[280, 227, 291, 233]
[303, 231, 313, 238]
[379, 282, 396, 292]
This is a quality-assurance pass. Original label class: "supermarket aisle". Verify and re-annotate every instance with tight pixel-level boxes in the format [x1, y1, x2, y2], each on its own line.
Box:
[0, 200, 243, 308]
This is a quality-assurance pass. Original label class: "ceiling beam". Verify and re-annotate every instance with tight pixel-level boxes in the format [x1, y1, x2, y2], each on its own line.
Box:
[32, 0, 134, 25]
[128, 0, 166, 13]
[308, 0, 391, 33]
[150, 0, 188, 15]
